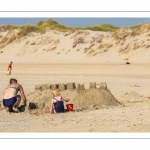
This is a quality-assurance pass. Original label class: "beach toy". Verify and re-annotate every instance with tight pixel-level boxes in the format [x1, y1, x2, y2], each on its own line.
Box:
[123, 57, 129, 60]
[6, 70, 10, 75]
[34, 112, 44, 115]
[66, 104, 74, 112]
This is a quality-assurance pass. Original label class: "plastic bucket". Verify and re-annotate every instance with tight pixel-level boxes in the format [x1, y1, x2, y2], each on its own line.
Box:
[6, 70, 10, 75]
[66, 104, 74, 112]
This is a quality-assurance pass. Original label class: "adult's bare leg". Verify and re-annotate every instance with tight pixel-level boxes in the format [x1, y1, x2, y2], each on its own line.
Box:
[13, 95, 21, 112]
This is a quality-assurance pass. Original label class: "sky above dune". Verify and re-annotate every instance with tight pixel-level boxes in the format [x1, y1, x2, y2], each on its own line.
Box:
[0, 18, 150, 27]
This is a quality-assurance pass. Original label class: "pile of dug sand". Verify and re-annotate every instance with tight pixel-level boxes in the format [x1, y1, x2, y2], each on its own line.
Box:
[120, 91, 148, 103]
[26, 82, 121, 111]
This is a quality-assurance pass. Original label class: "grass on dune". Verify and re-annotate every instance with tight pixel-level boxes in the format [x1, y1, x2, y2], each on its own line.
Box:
[4, 19, 141, 33]
[76, 24, 120, 32]
[5, 19, 74, 33]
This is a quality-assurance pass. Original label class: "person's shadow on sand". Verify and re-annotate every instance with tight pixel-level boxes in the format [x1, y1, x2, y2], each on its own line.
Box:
[18, 104, 71, 113]
[64, 109, 68, 113]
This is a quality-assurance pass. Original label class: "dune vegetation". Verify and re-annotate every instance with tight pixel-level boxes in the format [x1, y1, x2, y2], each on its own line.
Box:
[76, 24, 120, 32]
[4, 19, 74, 33]
[2, 18, 142, 34]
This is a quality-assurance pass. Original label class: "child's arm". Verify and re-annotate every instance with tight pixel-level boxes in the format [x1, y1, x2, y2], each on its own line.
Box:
[49, 99, 54, 114]
[63, 98, 70, 102]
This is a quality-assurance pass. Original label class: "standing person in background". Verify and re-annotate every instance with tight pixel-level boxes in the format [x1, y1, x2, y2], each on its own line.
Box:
[7, 62, 13, 75]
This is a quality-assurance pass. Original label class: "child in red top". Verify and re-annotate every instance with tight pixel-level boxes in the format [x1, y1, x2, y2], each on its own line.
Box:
[8, 62, 13, 70]
[7, 62, 13, 75]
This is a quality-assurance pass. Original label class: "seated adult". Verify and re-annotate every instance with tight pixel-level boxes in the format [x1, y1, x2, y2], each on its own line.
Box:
[3, 78, 26, 113]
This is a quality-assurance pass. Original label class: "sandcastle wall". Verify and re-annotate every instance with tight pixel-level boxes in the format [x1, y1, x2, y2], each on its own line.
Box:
[27, 82, 121, 111]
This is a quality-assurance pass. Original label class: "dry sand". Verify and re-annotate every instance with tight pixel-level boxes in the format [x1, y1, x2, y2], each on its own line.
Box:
[1, 25, 150, 132]
[1, 63, 150, 132]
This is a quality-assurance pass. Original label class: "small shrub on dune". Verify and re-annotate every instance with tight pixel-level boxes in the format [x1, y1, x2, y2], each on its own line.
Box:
[76, 24, 120, 32]
[36, 21, 44, 26]
[87, 49, 95, 55]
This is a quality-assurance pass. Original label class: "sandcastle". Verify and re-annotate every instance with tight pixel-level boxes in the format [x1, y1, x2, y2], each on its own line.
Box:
[27, 82, 121, 111]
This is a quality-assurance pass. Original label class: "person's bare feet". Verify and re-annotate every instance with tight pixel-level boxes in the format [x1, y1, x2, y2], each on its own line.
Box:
[5, 107, 10, 112]
[5, 107, 15, 113]
[14, 108, 20, 113]
[43, 107, 50, 113]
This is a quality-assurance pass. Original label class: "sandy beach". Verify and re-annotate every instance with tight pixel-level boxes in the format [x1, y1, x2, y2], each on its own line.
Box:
[1, 22, 150, 132]
[1, 63, 150, 132]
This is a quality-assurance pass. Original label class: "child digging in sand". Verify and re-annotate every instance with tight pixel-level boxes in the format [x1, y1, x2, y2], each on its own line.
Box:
[42, 89, 70, 114]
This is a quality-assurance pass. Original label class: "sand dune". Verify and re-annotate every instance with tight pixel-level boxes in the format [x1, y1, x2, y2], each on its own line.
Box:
[1, 24, 150, 64]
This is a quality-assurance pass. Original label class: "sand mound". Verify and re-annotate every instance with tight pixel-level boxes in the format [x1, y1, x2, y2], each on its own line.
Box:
[120, 91, 148, 103]
[132, 23, 150, 35]
[26, 82, 121, 111]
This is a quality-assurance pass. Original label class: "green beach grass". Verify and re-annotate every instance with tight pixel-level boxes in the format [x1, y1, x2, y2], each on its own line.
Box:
[4, 19, 140, 33]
